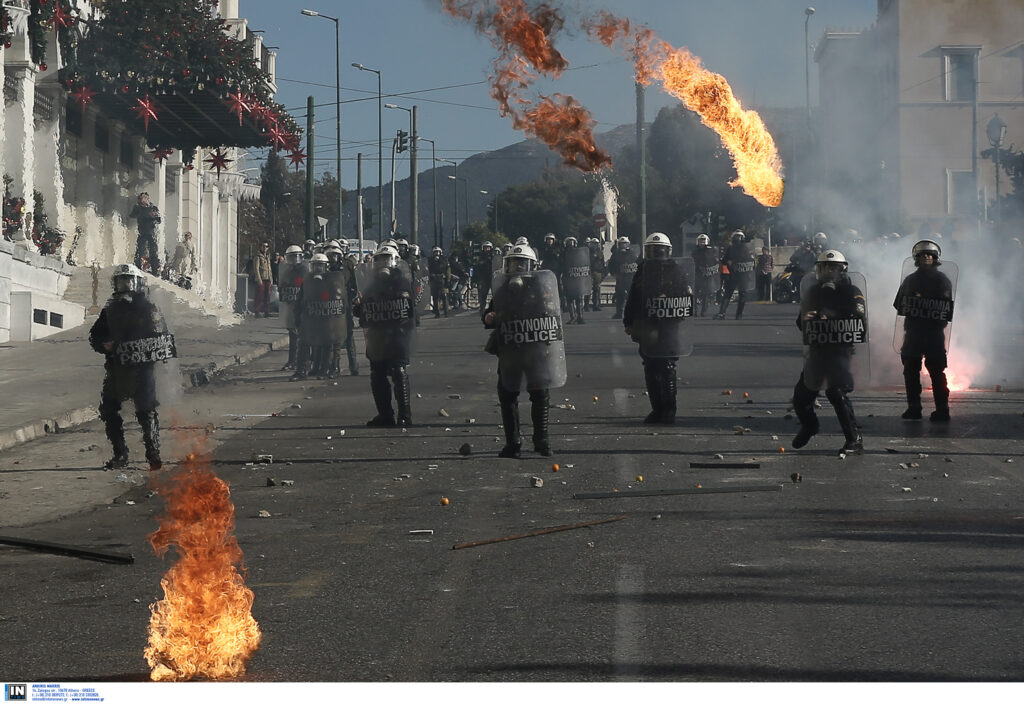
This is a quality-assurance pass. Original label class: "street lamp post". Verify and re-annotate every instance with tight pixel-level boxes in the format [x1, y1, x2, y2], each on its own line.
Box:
[352, 62, 383, 242]
[417, 137, 438, 249]
[480, 190, 497, 235]
[301, 10, 342, 244]
[986, 113, 1008, 236]
[439, 158, 458, 244]
[450, 175, 468, 234]
[386, 103, 418, 245]
[804, 7, 815, 129]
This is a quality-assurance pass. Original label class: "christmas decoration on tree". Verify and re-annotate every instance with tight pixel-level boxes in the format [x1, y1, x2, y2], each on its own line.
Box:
[2, 175, 27, 242]
[70, 84, 97, 110]
[30, 190, 65, 256]
[1, 6, 14, 49]
[58, 0, 301, 163]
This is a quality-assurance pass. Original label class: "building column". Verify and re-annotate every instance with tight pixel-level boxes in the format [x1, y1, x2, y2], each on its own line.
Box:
[3, 63, 38, 249]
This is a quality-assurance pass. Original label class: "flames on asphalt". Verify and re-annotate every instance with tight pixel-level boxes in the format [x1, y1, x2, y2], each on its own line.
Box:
[144, 449, 261, 681]
[442, 1, 784, 205]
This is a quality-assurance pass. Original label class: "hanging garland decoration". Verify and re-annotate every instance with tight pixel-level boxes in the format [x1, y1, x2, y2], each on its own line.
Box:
[56, 0, 301, 153]
[204, 148, 232, 177]
[1, 6, 14, 49]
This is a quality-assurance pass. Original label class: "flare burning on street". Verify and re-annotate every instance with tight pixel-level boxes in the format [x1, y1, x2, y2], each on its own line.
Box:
[144, 451, 261, 681]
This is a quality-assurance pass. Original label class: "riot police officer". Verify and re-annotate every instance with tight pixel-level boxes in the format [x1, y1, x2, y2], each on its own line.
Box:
[586, 237, 607, 311]
[278, 245, 306, 371]
[324, 243, 356, 379]
[473, 241, 495, 310]
[89, 264, 175, 470]
[355, 246, 417, 427]
[607, 236, 638, 320]
[623, 233, 692, 425]
[894, 239, 954, 421]
[716, 230, 754, 319]
[483, 244, 565, 457]
[561, 236, 589, 323]
[427, 246, 450, 318]
[290, 253, 334, 380]
[691, 233, 719, 317]
[791, 250, 867, 455]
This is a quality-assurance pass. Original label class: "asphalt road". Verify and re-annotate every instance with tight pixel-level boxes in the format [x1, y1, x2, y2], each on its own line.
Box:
[2, 303, 1023, 682]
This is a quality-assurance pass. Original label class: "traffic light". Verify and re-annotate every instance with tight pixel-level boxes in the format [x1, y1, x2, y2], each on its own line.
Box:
[717, 214, 727, 235]
[396, 130, 409, 154]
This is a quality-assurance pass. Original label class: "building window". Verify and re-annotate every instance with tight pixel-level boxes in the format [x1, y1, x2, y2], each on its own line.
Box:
[165, 166, 177, 194]
[943, 47, 979, 102]
[94, 120, 109, 152]
[947, 169, 976, 216]
[65, 99, 83, 136]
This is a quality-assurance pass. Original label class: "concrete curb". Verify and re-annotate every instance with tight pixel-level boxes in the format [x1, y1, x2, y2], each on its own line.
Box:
[0, 331, 290, 452]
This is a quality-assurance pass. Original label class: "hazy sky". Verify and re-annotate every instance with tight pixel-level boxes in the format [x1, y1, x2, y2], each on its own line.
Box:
[241, 0, 877, 187]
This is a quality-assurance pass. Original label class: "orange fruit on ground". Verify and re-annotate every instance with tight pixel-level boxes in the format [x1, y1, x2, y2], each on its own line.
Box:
[440, 496, 450, 505]
[779, 447, 786, 453]
[552, 463, 560, 472]
[743, 392, 750, 398]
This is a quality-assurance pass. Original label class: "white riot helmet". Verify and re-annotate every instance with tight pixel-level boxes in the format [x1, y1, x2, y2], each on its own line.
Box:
[813, 232, 828, 248]
[815, 249, 848, 284]
[285, 245, 304, 264]
[696, 233, 710, 247]
[731, 230, 745, 243]
[373, 246, 400, 271]
[309, 252, 329, 275]
[564, 236, 578, 248]
[644, 232, 672, 260]
[514, 236, 529, 246]
[616, 236, 630, 251]
[912, 239, 941, 263]
[325, 244, 343, 262]
[481, 241, 493, 252]
[396, 238, 409, 254]
[431, 246, 443, 257]
[544, 233, 556, 243]
[504, 244, 538, 274]
[410, 244, 420, 257]
[111, 263, 146, 294]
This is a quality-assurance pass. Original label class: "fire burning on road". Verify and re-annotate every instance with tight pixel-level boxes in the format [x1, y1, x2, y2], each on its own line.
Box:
[144, 451, 261, 681]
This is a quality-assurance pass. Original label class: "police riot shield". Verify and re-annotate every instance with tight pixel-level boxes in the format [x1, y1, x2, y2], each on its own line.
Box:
[892, 258, 958, 354]
[108, 289, 183, 409]
[355, 259, 412, 295]
[491, 250, 505, 278]
[729, 243, 756, 292]
[490, 269, 567, 393]
[562, 246, 591, 298]
[799, 271, 871, 383]
[360, 266, 417, 363]
[691, 247, 720, 296]
[277, 261, 307, 330]
[302, 269, 350, 346]
[614, 245, 641, 298]
[629, 258, 694, 358]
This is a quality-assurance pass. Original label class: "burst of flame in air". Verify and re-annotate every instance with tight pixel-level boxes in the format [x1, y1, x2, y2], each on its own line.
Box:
[144, 450, 261, 681]
[585, 12, 784, 207]
[442, 0, 611, 171]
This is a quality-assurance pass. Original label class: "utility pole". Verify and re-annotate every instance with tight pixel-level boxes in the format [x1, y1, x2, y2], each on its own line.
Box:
[305, 96, 315, 241]
[411, 105, 418, 247]
[390, 134, 398, 235]
[636, 82, 647, 240]
[357, 152, 364, 257]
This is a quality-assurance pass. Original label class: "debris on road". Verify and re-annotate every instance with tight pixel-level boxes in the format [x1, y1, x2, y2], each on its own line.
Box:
[254, 454, 273, 464]
[574, 484, 783, 500]
[409, 529, 434, 535]
[530, 476, 544, 488]
[280, 480, 294, 487]
[689, 462, 761, 469]
[452, 515, 627, 550]
[438, 409, 449, 417]
[266, 477, 277, 487]
[0, 536, 134, 565]
[257, 510, 272, 518]
[458, 443, 472, 456]
[790, 473, 802, 483]
[448, 394, 462, 399]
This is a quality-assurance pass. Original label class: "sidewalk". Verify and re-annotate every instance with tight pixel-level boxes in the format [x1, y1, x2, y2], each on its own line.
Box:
[0, 312, 290, 452]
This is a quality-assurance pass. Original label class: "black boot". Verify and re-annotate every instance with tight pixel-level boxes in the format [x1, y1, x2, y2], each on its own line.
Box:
[660, 364, 677, 424]
[367, 368, 396, 426]
[103, 419, 130, 470]
[393, 365, 412, 427]
[901, 355, 923, 419]
[827, 388, 862, 455]
[791, 377, 819, 448]
[136, 410, 162, 470]
[345, 334, 359, 376]
[290, 343, 309, 381]
[643, 363, 662, 424]
[499, 399, 521, 458]
[928, 363, 950, 422]
[282, 331, 298, 370]
[530, 390, 552, 456]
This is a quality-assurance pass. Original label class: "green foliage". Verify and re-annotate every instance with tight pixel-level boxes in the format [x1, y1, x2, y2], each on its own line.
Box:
[496, 168, 598, 246]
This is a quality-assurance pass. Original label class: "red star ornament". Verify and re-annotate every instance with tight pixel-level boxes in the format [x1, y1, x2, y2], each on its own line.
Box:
[150, 147, 174, 163]
[225, 90, 251, 125]
[282, 132, 301, 152]
[70, 84, 96, 110]
[266, 125, 287, 151]
[204, 148, 233, 176]
[287, 148, 307, 171]
[132, 94, 159, 133]
[53, 4, 76, 30]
